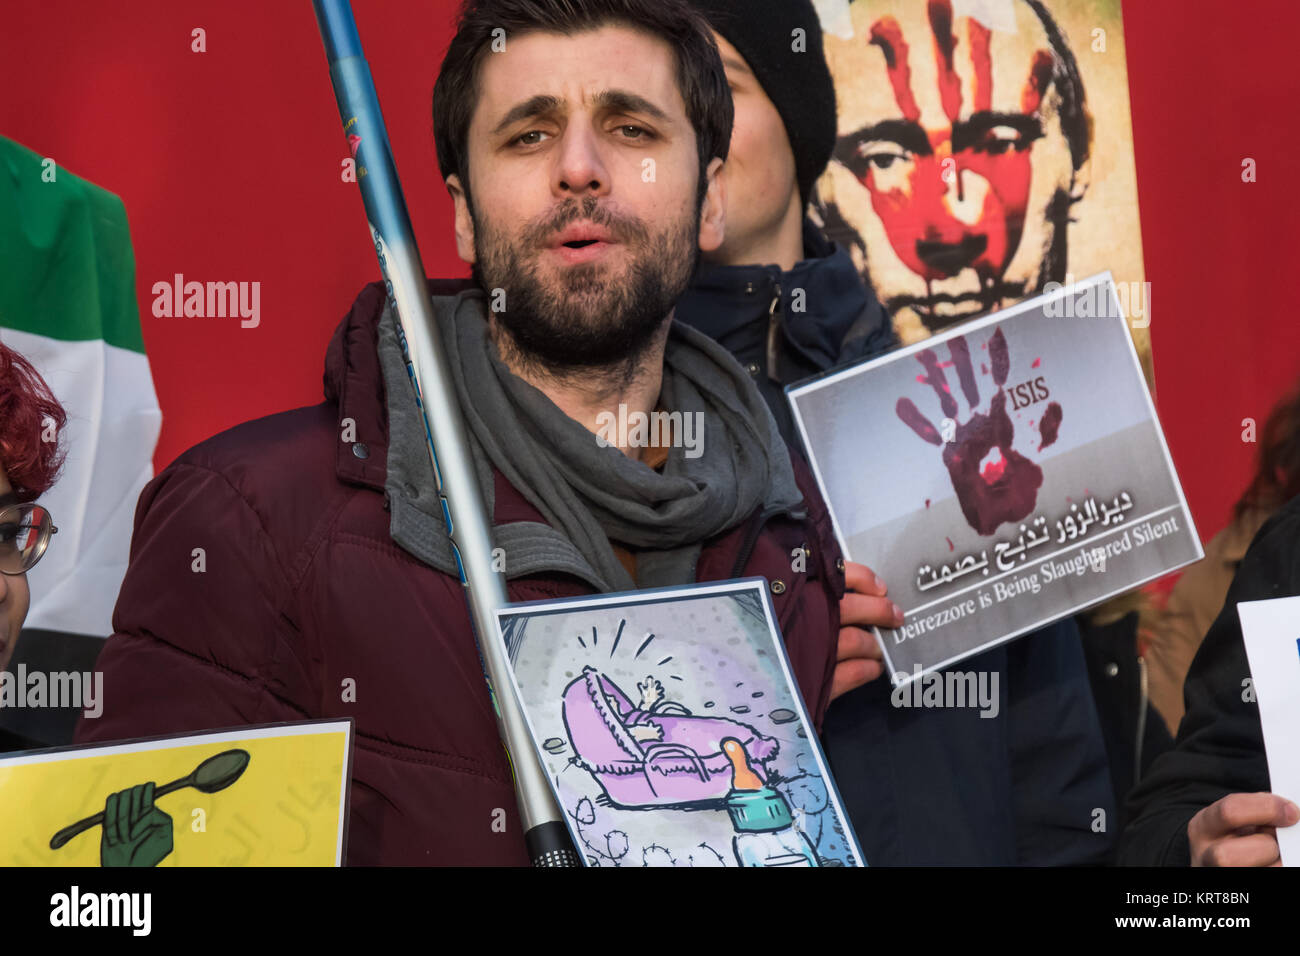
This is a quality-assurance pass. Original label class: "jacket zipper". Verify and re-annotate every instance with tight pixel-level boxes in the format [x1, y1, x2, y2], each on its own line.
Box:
[765, 282, 782, 382]
[730, 277, 813, 579]
[1134, 654, 1150, 784]
[730, 506, 778, 578]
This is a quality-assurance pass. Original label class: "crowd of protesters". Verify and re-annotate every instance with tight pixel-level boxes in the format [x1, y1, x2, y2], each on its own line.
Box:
[2, 0, 1295, 866]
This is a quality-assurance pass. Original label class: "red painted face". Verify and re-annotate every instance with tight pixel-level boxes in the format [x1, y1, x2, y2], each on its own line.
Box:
[833, 0, 1054, 306]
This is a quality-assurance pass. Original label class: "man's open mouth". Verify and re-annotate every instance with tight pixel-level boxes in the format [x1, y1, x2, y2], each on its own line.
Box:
[548, 238, 618, 267]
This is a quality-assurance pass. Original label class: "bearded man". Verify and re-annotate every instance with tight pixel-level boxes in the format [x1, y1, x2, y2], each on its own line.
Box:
[75, 0, 859, 865]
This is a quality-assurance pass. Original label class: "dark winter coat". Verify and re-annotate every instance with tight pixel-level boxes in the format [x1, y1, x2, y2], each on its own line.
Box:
[1118, 493, 1300, 864]
[674, 219, 896, 444]
[74, 279, 847, 865]
[675, 220, 1117, 864]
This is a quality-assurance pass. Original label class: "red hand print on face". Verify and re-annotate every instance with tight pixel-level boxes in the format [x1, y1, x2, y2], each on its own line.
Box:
[896, 327, 1063, 536]
[836, 1, 1054, 300]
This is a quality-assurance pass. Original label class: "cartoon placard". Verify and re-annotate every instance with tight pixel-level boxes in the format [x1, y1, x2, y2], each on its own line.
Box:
[789, 273, 1202, 682]
[0, 719, 353, 866]
[496, 579, 864, 867]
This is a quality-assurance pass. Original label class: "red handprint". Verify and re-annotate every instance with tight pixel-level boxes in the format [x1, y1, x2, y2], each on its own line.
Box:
[896, 328, 1061, 535]
[830, 1, 1058, 328]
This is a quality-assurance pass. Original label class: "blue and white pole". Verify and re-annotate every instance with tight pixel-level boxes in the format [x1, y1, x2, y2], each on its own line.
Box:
[312, 0, 578, 866]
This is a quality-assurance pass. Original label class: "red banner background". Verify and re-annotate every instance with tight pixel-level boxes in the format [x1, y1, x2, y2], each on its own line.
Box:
[2, 0, 1297, 544]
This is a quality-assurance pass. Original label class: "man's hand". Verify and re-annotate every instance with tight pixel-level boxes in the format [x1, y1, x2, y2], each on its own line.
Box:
[830, 561, 903, 702]
[1188, 792, 1299, 866]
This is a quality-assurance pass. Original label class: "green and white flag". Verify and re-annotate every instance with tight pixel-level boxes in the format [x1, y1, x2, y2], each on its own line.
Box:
[0, 135, 161, 638]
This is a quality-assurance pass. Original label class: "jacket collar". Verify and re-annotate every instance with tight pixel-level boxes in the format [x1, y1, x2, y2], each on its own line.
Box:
[324, 278, 477, 494]
[323, 280, 391, 493]
[321, 278, 802, 591]
[674, 218, 871, 371]
[322, 279, 618, 588]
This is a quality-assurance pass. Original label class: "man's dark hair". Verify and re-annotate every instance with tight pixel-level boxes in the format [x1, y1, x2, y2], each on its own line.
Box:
[432, 0, 734, 212]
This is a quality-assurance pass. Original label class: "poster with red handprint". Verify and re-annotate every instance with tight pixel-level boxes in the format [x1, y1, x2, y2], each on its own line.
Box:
[812, 0, 1152, 381]
[789, 274, 1200, 680]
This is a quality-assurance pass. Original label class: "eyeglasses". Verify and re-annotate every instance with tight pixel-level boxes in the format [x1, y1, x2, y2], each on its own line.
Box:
[0, 503, 58, 576]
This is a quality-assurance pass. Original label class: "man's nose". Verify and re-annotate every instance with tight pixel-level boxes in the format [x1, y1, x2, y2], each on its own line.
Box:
[552, 123, 610, 199]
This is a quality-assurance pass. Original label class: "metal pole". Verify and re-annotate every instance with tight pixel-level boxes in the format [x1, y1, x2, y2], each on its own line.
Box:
[311, 0, 578, 866]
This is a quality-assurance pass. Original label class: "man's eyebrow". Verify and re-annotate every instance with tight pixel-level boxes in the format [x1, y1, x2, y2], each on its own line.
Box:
[490, 94, 564, 137]
[590, 89, 671, 124]
[0, 492, 20, 509]
[489, 89, 671, 138]
[952, 111, 1044, 152]
[835, 119, 931, 159]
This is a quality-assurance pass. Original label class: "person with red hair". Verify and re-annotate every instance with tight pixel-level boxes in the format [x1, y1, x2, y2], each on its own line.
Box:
[0, 341, 67, 750]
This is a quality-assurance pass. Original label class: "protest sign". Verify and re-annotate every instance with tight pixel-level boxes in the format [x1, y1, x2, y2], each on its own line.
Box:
[1239, 596, 1300, 867]
[496, 580, 863, 867]
[0, 719, 352, 866]
[790, 274, 1202, 681]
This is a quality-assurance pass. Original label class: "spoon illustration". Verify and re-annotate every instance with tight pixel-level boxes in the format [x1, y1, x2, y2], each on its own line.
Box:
[50, 749, 251, 850]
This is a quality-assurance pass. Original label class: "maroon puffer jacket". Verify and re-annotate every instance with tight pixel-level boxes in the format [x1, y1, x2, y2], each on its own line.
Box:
[75, 280, 846, 865]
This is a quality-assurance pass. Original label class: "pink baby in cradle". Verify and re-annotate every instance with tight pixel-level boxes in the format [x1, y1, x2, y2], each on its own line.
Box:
[560, 666, 781, 808]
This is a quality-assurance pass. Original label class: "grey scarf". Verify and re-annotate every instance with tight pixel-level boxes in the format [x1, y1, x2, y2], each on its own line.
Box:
[382, 288, 802, 591]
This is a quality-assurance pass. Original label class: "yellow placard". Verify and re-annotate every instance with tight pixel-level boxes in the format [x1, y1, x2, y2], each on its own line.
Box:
[0, 720, 352, 867]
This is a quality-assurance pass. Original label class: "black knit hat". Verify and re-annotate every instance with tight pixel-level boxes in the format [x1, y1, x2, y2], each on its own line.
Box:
[687, 0, 837, 207]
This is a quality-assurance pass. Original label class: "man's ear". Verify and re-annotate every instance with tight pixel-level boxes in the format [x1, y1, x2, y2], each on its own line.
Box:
[446, 174, 477, 264]
[697, 157, 726, 254]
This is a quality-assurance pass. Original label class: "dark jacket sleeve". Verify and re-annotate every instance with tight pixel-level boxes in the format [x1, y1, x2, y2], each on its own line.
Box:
[1116, 499, 1300, 865]
[74, 461, 318, 746]
[1006, 615, 1119, 865]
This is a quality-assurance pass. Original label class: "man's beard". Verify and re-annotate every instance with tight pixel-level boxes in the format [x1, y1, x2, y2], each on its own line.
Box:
[470, 194, 700, 380]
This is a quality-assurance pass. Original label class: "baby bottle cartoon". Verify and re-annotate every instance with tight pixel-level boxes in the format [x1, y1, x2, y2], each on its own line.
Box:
[721, 737, 820, 867]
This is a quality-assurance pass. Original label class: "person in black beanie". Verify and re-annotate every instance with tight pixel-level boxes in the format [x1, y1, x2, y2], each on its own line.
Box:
[677, 0, 892, 439]
[674, 0, 1118, 866]
[687, 0, 837, 215]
